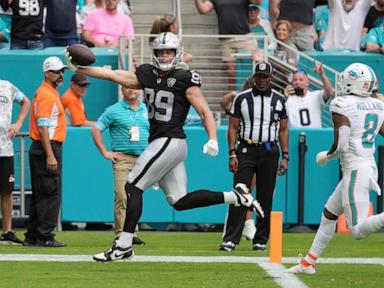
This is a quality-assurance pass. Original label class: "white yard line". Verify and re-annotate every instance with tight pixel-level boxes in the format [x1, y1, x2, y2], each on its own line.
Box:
[0, 254, 383, 265]
[258, 262, 309, 288]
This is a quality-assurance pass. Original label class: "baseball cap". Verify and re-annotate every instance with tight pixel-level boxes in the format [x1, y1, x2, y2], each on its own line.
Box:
[71, 73, 90, 85]
[43, 56, 68, 72]
[254, 62, 273, 76]
[249, 3, 261, 9]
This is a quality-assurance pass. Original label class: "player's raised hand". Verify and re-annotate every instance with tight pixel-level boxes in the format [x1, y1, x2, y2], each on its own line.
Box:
[203, 139, 219, 157]
[64, 47, 79, 72]
[314, 61, 324, 75]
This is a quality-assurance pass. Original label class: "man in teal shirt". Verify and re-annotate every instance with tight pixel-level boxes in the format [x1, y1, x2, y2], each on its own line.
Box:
[91, 86, 149, 244]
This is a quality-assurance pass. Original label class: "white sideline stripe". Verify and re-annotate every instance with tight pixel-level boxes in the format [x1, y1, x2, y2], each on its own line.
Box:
[0, 254, 384, 265]
[258, 263, 308, 288]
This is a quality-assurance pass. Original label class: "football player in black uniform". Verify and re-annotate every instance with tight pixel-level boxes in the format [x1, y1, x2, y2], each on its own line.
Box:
[65, 32, 264, 262]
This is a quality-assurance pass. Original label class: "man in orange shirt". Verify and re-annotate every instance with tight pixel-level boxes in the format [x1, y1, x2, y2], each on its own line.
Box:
[25, 56, 67, 248]
[61, 73, 95, 127]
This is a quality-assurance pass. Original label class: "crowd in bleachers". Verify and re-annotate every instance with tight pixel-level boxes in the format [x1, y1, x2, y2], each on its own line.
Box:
[0, 1, 383, 53]
[0, 0, 134, 49]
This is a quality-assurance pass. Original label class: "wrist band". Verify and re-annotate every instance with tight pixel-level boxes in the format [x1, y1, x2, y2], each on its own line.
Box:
[229, 154, 237, 159]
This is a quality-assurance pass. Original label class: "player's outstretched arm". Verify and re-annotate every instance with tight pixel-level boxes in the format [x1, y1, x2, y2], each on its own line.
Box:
[77, 67, 142, 89]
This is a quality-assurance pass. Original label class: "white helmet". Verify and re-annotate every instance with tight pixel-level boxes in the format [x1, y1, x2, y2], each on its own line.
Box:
[152, 32, 183, 71]
[338, 63, 376, 97]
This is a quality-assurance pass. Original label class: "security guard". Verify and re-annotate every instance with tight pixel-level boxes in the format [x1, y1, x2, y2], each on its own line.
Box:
[220, 61, 289, 251]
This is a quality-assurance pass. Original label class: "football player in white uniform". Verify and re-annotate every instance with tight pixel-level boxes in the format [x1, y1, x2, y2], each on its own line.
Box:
[65, 32, 264, 261]
[287, 63, 384, 274]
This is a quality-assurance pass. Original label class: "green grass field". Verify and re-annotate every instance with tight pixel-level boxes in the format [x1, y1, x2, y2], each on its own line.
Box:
[0, 231, 383, 288]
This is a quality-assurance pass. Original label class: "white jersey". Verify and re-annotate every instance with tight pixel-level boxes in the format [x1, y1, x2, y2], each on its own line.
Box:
[286, 90, 325, 128]
[330, 95, 384, 170]
[0, 80, 25, 157]
[322, 0, 372, 51]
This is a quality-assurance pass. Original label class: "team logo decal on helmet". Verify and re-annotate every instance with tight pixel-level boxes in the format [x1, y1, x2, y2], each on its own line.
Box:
[152, 32, 183, 71]
[338, 63, 376, 97]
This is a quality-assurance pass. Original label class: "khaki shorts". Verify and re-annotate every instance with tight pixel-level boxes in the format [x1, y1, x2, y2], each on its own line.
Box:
[220, 33, 256, 62]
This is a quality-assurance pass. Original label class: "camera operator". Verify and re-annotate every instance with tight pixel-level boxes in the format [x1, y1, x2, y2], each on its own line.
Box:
[284, 62, 334, 128]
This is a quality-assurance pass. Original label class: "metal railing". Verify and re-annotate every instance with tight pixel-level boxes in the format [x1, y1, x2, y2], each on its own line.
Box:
[120, 33, 340, 126]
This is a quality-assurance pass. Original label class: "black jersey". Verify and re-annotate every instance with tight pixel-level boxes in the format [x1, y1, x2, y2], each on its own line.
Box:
[136, 64, 202, 142]
[0, 0, 45, 40]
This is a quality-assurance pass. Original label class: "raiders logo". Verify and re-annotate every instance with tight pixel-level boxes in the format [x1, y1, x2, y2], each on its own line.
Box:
[167, 78, 176, 87]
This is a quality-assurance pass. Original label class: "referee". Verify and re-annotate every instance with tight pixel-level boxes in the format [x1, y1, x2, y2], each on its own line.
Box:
[219, 62, 289, 251]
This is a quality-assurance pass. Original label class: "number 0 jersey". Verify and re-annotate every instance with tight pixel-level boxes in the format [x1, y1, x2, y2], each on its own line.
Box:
[136, 64, 202, 142]
[330, 95, 384, 170]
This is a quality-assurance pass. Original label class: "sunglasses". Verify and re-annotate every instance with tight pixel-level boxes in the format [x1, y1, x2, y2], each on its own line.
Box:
[293, 69, 307, 75]
[49, 69, 65, 74]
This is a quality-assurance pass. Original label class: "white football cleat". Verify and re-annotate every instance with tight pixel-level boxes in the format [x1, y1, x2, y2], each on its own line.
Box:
[93, 242, 134, 262]
[285, 262, 316, 275]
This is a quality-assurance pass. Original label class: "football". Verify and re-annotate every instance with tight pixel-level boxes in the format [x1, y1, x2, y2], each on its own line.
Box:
[66, 44, 96, 66]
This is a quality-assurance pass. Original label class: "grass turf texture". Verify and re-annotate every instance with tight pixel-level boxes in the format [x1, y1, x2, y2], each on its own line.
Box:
[0, 231, 383, 288]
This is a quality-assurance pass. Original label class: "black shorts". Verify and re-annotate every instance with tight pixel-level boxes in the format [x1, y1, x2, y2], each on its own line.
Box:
[0, 157, 14, 195]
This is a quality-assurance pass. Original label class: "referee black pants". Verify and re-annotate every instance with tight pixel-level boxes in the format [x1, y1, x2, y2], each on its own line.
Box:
[26, 141, 62, 241]
[223, 143, 279, 245]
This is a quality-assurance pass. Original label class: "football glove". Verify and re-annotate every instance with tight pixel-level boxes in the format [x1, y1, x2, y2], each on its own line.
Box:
[203, 139, 219, 157]
[316, 151, 328, 166]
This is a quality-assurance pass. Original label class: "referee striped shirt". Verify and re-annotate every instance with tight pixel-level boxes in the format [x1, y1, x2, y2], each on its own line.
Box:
[230, 88, 287, 143]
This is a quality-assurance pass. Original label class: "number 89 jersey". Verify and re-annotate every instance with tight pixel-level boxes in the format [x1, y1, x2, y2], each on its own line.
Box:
[136, 64, 202, 142]
[330, 95, 384, 170]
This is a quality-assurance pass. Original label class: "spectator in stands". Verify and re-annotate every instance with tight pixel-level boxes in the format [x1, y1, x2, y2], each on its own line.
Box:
[78, 0, 132, 31]
[363, 0, 384, 35]
[269, 0, 316, 51]
[322, 0, 372, 51]
[91, 86, 149, 245]
[195, 0, 262, 90]
[364, 23, 384, 53]
[313, 4, 329, 51]
[0, 0, 44, 49]
[24, 57, 68, 247]
[283, 62, 334, 128]
[248, 3, 277, 50]
[0, 79, 30, 245]
[361, 0, 384, 49]
[43, 0, 78, 48]
[149, 14, 193, 63]
[61, 73, 95, 127]
[0, 5, 11, 48]
[82, 0, 135, 48]
[274, 20, 298, 66]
